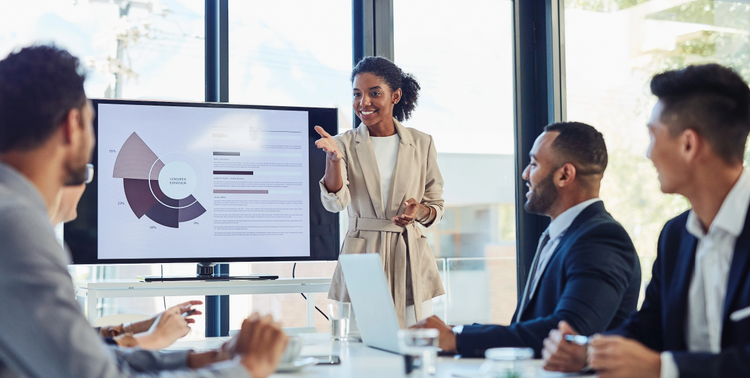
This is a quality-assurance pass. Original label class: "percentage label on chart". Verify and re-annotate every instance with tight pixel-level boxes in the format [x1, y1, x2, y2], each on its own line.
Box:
[193, 221, 199, 225]
[109, 149, 117, 153]
[149, 226, 157, 230]
[117, 201, 125, 205]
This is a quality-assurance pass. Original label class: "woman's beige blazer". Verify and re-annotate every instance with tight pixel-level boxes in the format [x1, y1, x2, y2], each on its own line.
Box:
[320, 119, 446, 327]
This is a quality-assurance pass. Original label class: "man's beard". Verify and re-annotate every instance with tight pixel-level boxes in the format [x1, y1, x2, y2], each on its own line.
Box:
[64, 158, 88, 186]
[524, 170, 558, 215]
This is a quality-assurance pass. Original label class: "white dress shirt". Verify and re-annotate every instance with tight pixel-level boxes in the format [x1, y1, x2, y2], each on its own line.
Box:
[370, 133, 400, 212]
[527, 198, 602, 302]
[661, 169, 750, 378]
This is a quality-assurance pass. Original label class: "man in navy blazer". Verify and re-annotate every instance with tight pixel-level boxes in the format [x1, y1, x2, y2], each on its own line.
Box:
[542, 64, 750, 378]
[414, 122, 641, 357]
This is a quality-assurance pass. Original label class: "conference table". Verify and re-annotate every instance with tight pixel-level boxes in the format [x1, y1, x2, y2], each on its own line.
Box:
[169, 333, 595, 377]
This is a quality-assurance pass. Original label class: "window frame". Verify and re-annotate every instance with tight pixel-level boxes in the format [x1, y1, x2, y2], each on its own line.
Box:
[513, 0, 565, 298]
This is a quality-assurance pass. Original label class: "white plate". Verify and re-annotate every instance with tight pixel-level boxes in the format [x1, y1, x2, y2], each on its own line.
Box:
[276, 357, 319, 373]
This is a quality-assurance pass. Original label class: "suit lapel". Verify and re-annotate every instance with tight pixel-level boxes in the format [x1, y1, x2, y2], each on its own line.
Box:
[353, 124, 385, 219]
[665, 229, 697, 350]
[386, 120, 414, 218]
[521, 201, 604, 316]
[722, 202, 750, 329]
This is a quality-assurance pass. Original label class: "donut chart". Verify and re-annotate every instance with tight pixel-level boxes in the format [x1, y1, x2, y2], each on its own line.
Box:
[113, 132, 206, 228]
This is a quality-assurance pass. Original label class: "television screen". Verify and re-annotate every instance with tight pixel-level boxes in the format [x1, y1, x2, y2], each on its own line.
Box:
[65, 99, 339, 264]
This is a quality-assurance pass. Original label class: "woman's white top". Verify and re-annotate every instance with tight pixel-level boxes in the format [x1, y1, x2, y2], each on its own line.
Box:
[369, 133, 401, 212]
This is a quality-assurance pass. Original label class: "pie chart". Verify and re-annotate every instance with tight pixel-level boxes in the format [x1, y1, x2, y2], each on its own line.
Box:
[113, 132, 206, 228]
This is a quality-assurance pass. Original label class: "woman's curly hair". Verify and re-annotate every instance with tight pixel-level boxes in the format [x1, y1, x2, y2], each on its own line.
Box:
[351, 56, 420, 122]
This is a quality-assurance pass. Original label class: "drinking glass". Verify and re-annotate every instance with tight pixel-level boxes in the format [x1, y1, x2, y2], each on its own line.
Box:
[328, 302, 352, 341]
[480, 347, 535, 378]
[398, 328, 440, 376]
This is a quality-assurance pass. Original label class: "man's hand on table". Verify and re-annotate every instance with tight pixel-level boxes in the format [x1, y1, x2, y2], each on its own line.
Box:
[588, 335, 661, 378]
[411, 315, 457, 352]
[542, 321, 588, 372]
[188, 313, 288, 377]
[235, 313, 289, 378]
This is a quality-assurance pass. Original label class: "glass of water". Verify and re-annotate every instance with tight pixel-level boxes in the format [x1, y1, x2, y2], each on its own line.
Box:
[328, 302, 352, 341]
[480, 347, 535, 378]
[398, 328, 440, 376]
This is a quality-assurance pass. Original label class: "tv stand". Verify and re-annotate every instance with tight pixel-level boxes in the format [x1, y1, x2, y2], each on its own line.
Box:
[74, 277, 331, 326]
[139, 262, 278, 282]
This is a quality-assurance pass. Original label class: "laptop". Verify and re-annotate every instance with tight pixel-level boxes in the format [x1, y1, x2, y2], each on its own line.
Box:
[338, 254, 402, 354]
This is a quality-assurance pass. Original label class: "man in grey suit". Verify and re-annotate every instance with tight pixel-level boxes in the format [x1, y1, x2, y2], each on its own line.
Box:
[0, 44, 287, 378]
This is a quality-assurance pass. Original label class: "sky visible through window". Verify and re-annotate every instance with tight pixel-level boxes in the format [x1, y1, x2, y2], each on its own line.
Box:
[0, 0, 205, 101]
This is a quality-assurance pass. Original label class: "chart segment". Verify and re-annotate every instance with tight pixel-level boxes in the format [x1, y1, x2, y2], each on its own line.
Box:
[113, 132, 205, 228]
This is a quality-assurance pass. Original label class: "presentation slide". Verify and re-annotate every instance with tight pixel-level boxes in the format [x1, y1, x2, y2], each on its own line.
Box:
[96, 103, 311, 259]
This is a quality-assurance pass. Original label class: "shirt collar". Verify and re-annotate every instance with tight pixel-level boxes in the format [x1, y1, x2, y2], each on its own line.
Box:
[548, 198, 602, 240]
[687, 169, 750, 239]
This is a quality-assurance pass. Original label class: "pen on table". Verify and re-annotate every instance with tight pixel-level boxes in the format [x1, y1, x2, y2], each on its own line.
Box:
[564, 334, 590, 346]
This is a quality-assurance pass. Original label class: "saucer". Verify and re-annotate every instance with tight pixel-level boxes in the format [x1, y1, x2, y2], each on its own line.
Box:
[276, 357, 319, 373]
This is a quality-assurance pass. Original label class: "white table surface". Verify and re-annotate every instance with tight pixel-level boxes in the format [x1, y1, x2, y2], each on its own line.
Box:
[168, 333, 594, 378]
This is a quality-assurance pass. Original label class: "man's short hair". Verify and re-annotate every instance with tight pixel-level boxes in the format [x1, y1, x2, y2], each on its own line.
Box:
[543, 121, 608, 177]
[0, 44, 87, 153]
[650, 64, 750, 164]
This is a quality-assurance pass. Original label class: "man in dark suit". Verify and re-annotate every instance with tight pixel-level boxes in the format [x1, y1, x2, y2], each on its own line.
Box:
[414, 122, 641, 357]
[542, 64, 750, 378]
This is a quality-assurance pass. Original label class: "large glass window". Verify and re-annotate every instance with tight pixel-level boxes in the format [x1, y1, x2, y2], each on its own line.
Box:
[395, 0, 517, 326]
[228, 1, 353, 130]
[563, 0, 750, 294]
[227, 0, 352, 332]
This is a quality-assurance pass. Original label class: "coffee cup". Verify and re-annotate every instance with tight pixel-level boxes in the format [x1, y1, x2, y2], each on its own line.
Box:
[279, 335, 303, 364]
